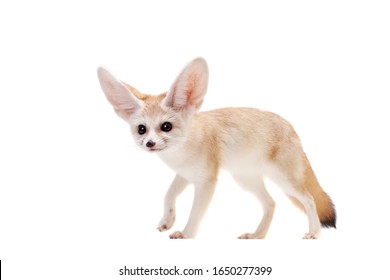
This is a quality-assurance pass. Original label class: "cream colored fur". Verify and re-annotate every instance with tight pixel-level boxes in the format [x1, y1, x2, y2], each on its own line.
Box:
[97, 58, 336, 239]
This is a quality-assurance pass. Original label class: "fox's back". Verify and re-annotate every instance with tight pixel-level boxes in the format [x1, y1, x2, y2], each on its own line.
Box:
[190, 107, 304, 175]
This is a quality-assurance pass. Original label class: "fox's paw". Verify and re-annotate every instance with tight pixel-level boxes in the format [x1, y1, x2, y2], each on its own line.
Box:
[303, 232, 320, 239]
[157, 211, 175, 232]
[157, 224, 168, 232]
[169, 231, 188, 239]
[238, 232, 265, 239]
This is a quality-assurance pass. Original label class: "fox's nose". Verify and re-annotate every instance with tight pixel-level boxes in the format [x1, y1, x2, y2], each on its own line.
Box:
[146, 140, 156, 148]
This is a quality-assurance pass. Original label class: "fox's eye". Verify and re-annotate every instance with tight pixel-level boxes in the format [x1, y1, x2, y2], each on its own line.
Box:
[138, 125, 147, 135]
[161, 122, 172, 132]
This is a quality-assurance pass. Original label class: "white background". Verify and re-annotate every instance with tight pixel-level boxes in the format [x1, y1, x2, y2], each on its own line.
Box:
[1, 0, 389, 279]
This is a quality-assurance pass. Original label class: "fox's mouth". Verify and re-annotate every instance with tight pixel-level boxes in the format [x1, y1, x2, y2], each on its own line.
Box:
[148, 147, 166, 152]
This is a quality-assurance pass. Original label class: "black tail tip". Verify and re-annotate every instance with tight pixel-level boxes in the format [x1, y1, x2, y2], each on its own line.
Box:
[321, 219, 336, 229]
[321, 210, 337, 229]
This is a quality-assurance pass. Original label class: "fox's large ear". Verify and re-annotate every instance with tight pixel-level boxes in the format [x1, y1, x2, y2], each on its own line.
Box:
[97, 67, 142, 121]
[165, 57, 208, 112]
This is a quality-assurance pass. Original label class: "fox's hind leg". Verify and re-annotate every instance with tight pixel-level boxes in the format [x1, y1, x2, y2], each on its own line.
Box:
[270, 172, 321, 239]
[288, 188, 321, 239]
[233, 175, 275, 239]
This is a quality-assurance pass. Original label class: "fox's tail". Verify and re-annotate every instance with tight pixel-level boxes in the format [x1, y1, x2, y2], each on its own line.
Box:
[290, 155, 337, 228]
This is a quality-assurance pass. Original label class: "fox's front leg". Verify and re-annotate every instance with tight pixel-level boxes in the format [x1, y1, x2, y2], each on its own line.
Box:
[169, 179, 217, 239]
[157, 175, 189, 232]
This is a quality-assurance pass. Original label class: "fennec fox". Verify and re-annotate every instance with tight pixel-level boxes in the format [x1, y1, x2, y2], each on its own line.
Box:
[97, 58, 336, 239]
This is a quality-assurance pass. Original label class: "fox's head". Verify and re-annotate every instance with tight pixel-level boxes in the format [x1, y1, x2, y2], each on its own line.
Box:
[97, 58, 208, 153]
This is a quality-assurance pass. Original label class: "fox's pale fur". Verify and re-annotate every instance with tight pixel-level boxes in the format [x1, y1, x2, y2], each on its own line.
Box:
[97, 58, 336, 239]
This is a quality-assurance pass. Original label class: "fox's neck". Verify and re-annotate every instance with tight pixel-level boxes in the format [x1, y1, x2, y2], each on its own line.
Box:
[157, 135, 193, 169]
[157, 149, 192, 182]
